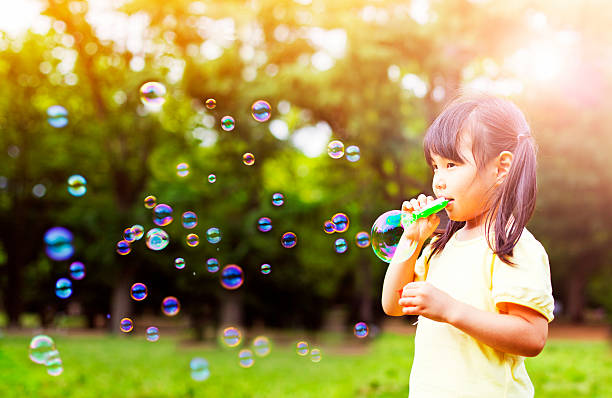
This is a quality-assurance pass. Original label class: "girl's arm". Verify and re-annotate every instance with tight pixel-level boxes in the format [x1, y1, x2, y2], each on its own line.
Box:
[381, 238, 424, 316]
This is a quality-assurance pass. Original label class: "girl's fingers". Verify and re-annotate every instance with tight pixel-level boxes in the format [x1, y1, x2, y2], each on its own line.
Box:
[402, 201, 412, 212]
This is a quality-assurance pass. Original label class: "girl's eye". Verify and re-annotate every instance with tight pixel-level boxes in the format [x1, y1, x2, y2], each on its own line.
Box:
[447, 163, 456, 168]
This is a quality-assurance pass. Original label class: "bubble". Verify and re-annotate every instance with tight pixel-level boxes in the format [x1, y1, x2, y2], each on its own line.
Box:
[252, 336, 271, 357]
[123, 227, 136, 242]
[281, 232, 297, 249]
[29, 335, 55, 364]
[44, 227, 74, 261]
[354, 322, 369, 338]
[175, 257, 185, 269]
[208, 174, 216, 183]
[242, 152, 255, 166]
[45, 350, 63, 376]
[207, 258, 220, 273]
[239, 349, 255, 368]
[323, 220, 335, 234]
[334, 238, 348, 254]
[346, 145, 361, 162]
[176, 162, 190, 177]
[146, 326, 159, 342]
[220, 264, 244, 290]
[190, 357, 210, 381]
[182, 211, 197, 229]
[355, 231, 371, 248]
[47, 105, 68, 128]
[55, 278, 72, 299]
[139, 81, 166, 107]
[146, 228, 170, 251]
[222, 326, 242, 347]
[161, 296, 180, 316]
[221, 116, 235, 131]
[327, 140, 344, 159]
[130, 283, 148, 301]
[206, 227, 221, 244]
[116, 240, 131, 255]
[371, 210, 416, 263]
[67, 174, 87, 196]
[260, 263, 271, 274]
[69, 261, 85, 280]
[309, 348, 322, 363]
[257, 217, 272, 232]
[251, 100, 272, 122]
[205, 98, 216, 109]
[144, 195, 157, 209]
[186, 233, 200, 247]
[120, 317, 133, 332]
[296, 341, 309, 356]
[131, 225, 145, 240]
[272, 193, 284, 206]
[331, 213, 349, 233]
[153, 204, 173, 227]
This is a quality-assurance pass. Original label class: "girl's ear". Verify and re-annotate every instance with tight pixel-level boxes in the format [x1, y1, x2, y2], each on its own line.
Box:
[495, 151, 513, 185]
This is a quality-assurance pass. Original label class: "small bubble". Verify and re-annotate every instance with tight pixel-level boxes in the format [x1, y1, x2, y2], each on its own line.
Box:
[161, 296, 180, 316]
[354, 322, 369, 338]
[346, 145, 360, 162]
[334, 238, 348, 254]
[208, 174, 216, 183]
[67, 174, 87, 197]
[175, 257, 185, 269]
[139, 81, 166, 108]
[239, 349, 255, 368]
[272, 193, 284, 206]
[222, 326, 242, 347]
[116, 240, 131, 255]
[144, 195, 157, 209]
[206, 227, 222, 244]
[355, 231, 371, 248]
[130, 283, 148, 301]
[220, 265, 244, 290]
[176, 162, 190, 177]
[47, 105, 68, 128]
[251, 100, 272, 122]
[146, 326, 159, 342]
[242, 152, 255, 166]
[221, 116, 235, 131]
[207, 258, 220, 273]
[120, 317, 133, 332]
[205, 98, 216, 109]
[332, 213, 349, 233]
[296, 341, 309, 356]
[186, 233, 200, 247]
[190, 357, 210, 381]
[281, 232, 297, 249]
[260, 264, 271, 274]
[327, 140, 344, 159]
[69, 261, 85, 280]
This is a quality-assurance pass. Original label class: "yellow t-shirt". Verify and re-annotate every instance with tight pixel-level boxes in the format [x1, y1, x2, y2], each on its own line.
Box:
[408, 228, 554, 398]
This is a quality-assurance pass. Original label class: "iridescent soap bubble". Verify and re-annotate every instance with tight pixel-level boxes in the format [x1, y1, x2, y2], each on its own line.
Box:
[371, 210, 416, 263]
[47, 105, 68, 128]
[139, 81, 166, 107]
[242, 152, 255, 166]
[260, 263, 271, 275]
[205, 98, 216, 109]
[182, 211, 197, 229]
[153, 204, 173, 227]
[175, 257, 185, 269]
[252, 336, 271, 357]
[327, 140, 345, 159]
[208, 174, 216, 183]
[55, 278, 72, 299]
[323, 220, 335, 234]
[207, 258, 220, 273]
[124, 227, 136, 242]
[144, 195, 157, 209]
[206, 227, 221, 244]
[176, 162, 190, 177]
[296, 341, 309, 356]
[257, 217, 272, 232]
[334, 238, 348, 254]
[239, 349, 255, 368]
[44, 227, 74, 261]
[45, 350, 63, 376]
[220, 264, 244, 290]
[272, 193, 284, 206]
[131, 225, 144, 240]
[116, 240, 131, 255]
[146, 326, 159, 342]
[161, 296, 180, 316]
[130, 283, 147, 301]
[69, 261, 85, 280]
[354, 322, 369, 338]
[251, 100, 272, 122]
[186, 233, 199, 247]
[355, 231, 371, 248]
[332, 213, 349, 233]
[222, 326, 242, 347]
[281, 232, 297, 249]
[346, 145, 361, 162]
[190, 357, 210, 381]
[221, 116, 235, 131]
[67, 174, 87, 197]
[120, 317, 133, 332]
[310, 348, 322, 363]
[146, 228, 169, 251]
[29, 335, 55, 364]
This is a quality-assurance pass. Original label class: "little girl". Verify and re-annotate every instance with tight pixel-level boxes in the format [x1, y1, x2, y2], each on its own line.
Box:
[382, 93, 554, 398]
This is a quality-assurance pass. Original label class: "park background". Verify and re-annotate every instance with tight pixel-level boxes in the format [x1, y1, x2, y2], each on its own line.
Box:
[0, 0, 611, 396]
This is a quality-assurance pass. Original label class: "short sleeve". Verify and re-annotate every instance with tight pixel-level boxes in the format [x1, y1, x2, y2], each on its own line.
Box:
[414, 237, 438, 282]
[491, 232, 555, 323]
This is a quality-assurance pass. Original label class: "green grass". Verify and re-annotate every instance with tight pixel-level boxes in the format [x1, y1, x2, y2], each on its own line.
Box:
[0, 332, 610, 398]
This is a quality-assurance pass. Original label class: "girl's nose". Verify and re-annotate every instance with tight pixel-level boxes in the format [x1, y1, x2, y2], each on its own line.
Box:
[433, 175, 445, 190]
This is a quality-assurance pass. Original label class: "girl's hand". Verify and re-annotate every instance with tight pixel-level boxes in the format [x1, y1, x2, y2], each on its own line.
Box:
[401, 194, 440, 244]
[398, 281, 457, 323]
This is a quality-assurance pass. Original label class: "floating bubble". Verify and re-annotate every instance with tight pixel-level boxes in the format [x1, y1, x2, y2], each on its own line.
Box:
[29, 335, 55, 364]
[186, 233, 200, 247]
[206, 258, 220, 273]
[208, 174, 216, 183]
[120, 317, 133, 332]
[252, 336, 271, 357]
[130, 283, 147, 301]
[281, 232, 297, 249]
[139, 81, 166, 107]
[144, 195, 157, 209]
[296, 341, 309, 356]
[327, 140, 344, 159]
[332, 213, 349, 233]
[153, 204, 173, 227]
[206, 227, 221, 244]
[123, 227, 136, 242]
[47, 105, 68, 128]
[131, 225, 144, 240]
[146, 326, 159, 342]
[251, 100, 272, 122]
[257, 217, 272, 232]
[346, 145, 361, 162]
[116, 240, 131, 255]
[45, 350, 63, 376]
[176, 162, 190, 177]
[190, 357, 210, 381]
[242, 152, 255, 166]
[222, 326, 242, 347]
[55, 278, 72, 299]
[205, 98, 216, 109]
[354, 322, 369, 338]
[239, 349, 255, 368]
[175, 257, 185, 269]
[310, 348, 322, 363]
[182, 211, 197, 229]
[371, 210, 416, 263]
[221, 116, 235, 131]
[67, 174, 87, 197]
[355, 231, 371, 248]
[69, 261, 85, 280]
[161, 296, 180, 316]
[260, 263, 271, 275]
[334, 238, 348, 254]
[146, 228, 169, 251]
[272, 193, 284, 207]
[323, 220, 335, 234]
[44, 227, 74, 261]
[220, 264, 244, 290]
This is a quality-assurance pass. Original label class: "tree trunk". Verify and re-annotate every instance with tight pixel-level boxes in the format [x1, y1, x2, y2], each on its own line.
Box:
[109, 270, 133, 334]
[358, 257, 373, 324]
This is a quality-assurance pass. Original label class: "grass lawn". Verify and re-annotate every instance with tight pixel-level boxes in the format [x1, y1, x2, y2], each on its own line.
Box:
[1, 332, 611, 398]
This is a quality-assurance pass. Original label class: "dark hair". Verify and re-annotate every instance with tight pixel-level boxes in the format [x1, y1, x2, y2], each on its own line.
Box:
[424, 92, 537, 265]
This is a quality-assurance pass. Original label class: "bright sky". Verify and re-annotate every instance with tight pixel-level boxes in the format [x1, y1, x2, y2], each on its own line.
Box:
[0, 0, 45, 36]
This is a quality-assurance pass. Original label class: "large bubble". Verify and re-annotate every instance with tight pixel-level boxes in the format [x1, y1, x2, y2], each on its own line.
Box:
[371, 210, 417, 263]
